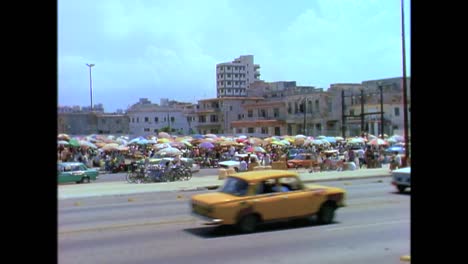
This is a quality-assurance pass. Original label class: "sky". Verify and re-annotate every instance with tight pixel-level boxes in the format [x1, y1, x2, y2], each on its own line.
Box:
[58, 0, 411, 113]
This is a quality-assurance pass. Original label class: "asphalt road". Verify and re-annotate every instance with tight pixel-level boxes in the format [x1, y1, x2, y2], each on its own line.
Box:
[58, 178, 410, 264]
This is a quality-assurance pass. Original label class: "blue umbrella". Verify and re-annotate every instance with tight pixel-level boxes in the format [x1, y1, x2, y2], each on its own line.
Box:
[199, 142, 214, 149]
[192, 134, 204, 139]
[385, 146, 405, 154]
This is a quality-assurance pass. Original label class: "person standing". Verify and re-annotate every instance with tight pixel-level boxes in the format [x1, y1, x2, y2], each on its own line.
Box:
[239, 157, 248, 172]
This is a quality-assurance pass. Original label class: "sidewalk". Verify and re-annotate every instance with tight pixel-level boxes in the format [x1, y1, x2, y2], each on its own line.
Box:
[58, 165, 392, 200]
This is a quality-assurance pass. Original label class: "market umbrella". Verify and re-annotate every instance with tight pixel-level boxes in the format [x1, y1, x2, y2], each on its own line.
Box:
[58, 134, 70, 141]
[68, 138, 80, 147]
[158, 132, 171, 139]
[218, 140, 237, 146]
[136, 139, 149, 145]
[204, 133, 218, 138]
[295, 134, 307, 139]
[192, 134, 204, 139]
[169, 141, 185, 148]
[79, 140, 97, 149]
[154, 143, 171, 149]
[294, 137, 305, 146]
[347, 137, 365, 144]
[254, 146, 266, 153]
[58, 140, 69, 146]
[157, 138, 171, 143]
[248, 137, 263, 146]
[101, 143, 120, 151]
[199, 141, 215, 149]
[368, 138, 388, 146]
[156, 147, 182, 156]
[312, 139, 330, 145]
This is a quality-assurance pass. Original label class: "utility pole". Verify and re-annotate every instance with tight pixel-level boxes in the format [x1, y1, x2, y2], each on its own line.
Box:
[341, 90, 346, 139]
[379, 85, 384, 139]
[303, 98, 307, 135]
[401, 0, 410, 164]
[360, 89, 365, 133]
[342, 88, 384, 139]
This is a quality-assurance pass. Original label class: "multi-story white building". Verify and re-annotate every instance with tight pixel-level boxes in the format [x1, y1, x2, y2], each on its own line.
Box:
[126, 98, 198, 137]
[216, 55, 261, 98]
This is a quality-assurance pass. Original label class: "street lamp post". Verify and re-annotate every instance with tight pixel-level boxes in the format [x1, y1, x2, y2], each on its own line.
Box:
[401, 0, 410, 164]
[86, 63, 95, 111]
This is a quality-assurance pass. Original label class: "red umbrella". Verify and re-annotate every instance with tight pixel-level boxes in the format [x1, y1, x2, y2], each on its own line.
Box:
[368, 138, 388, 146]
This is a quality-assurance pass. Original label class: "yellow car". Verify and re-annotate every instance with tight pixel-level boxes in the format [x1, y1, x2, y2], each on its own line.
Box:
[191, 170, 346, 233]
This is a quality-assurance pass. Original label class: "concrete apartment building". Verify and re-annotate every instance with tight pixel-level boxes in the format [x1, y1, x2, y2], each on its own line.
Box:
[216, 55, 261, 98]
[126, 98, 198, 137]
[194, 54, 411, 138]
[58, 54, 410, 139]
[195, 97, 265, 135]
[58, 112, 129, 135]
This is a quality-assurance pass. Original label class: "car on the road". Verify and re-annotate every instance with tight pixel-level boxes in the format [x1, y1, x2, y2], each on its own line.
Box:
[287, 153, 317, 168]
[391, 167, 410, 193]
[58, 162, 99, 184]
[218, 153, 259, 172]
[191, 170, 346, 233]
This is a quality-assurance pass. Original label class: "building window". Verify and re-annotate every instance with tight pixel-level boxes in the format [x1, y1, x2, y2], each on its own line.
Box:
[237, 128, 242, 133]
[227, 66, 231, 70]
[199, 116, 206, 123]
[227, 74, 231, 77]
[137, 117, 139, 123]
[315, 100, 320, 112]
[238, 114, 242, 120]
[394, 107, 400, 116]
[288, 103, 292, 114]
[154, 129, 158, 132]
[247, 127, 254, 133]
[144, 128, 150, 132]
[274, 127, 281, 136]
[350, 109, 355, 116]
[155, 117, 159, 122]
[235, 74, 238, 77]
[132, 118, 134, 123]
[171, 117, 175, 122]
[230, 106, 233, 111]
[116, 119, 120, 124]
[259, 109, 266, 118]
[261, 127, 268, 134]
[248, 110, 253, 117]
[210, 115, 218, 122]
[273, 108, 279, 117]
[144, 117, 149, 122]
[227, 81, 231, 85]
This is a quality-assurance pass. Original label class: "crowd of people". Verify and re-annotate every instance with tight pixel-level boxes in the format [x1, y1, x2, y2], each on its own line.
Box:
[58, 134, 405, 173]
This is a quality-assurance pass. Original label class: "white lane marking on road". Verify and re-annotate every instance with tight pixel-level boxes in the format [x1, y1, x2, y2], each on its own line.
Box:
[326, 219, 410, 231]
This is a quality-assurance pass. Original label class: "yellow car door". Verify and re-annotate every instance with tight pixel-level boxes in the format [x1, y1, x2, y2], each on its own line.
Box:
[250, 180, 291, 220]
